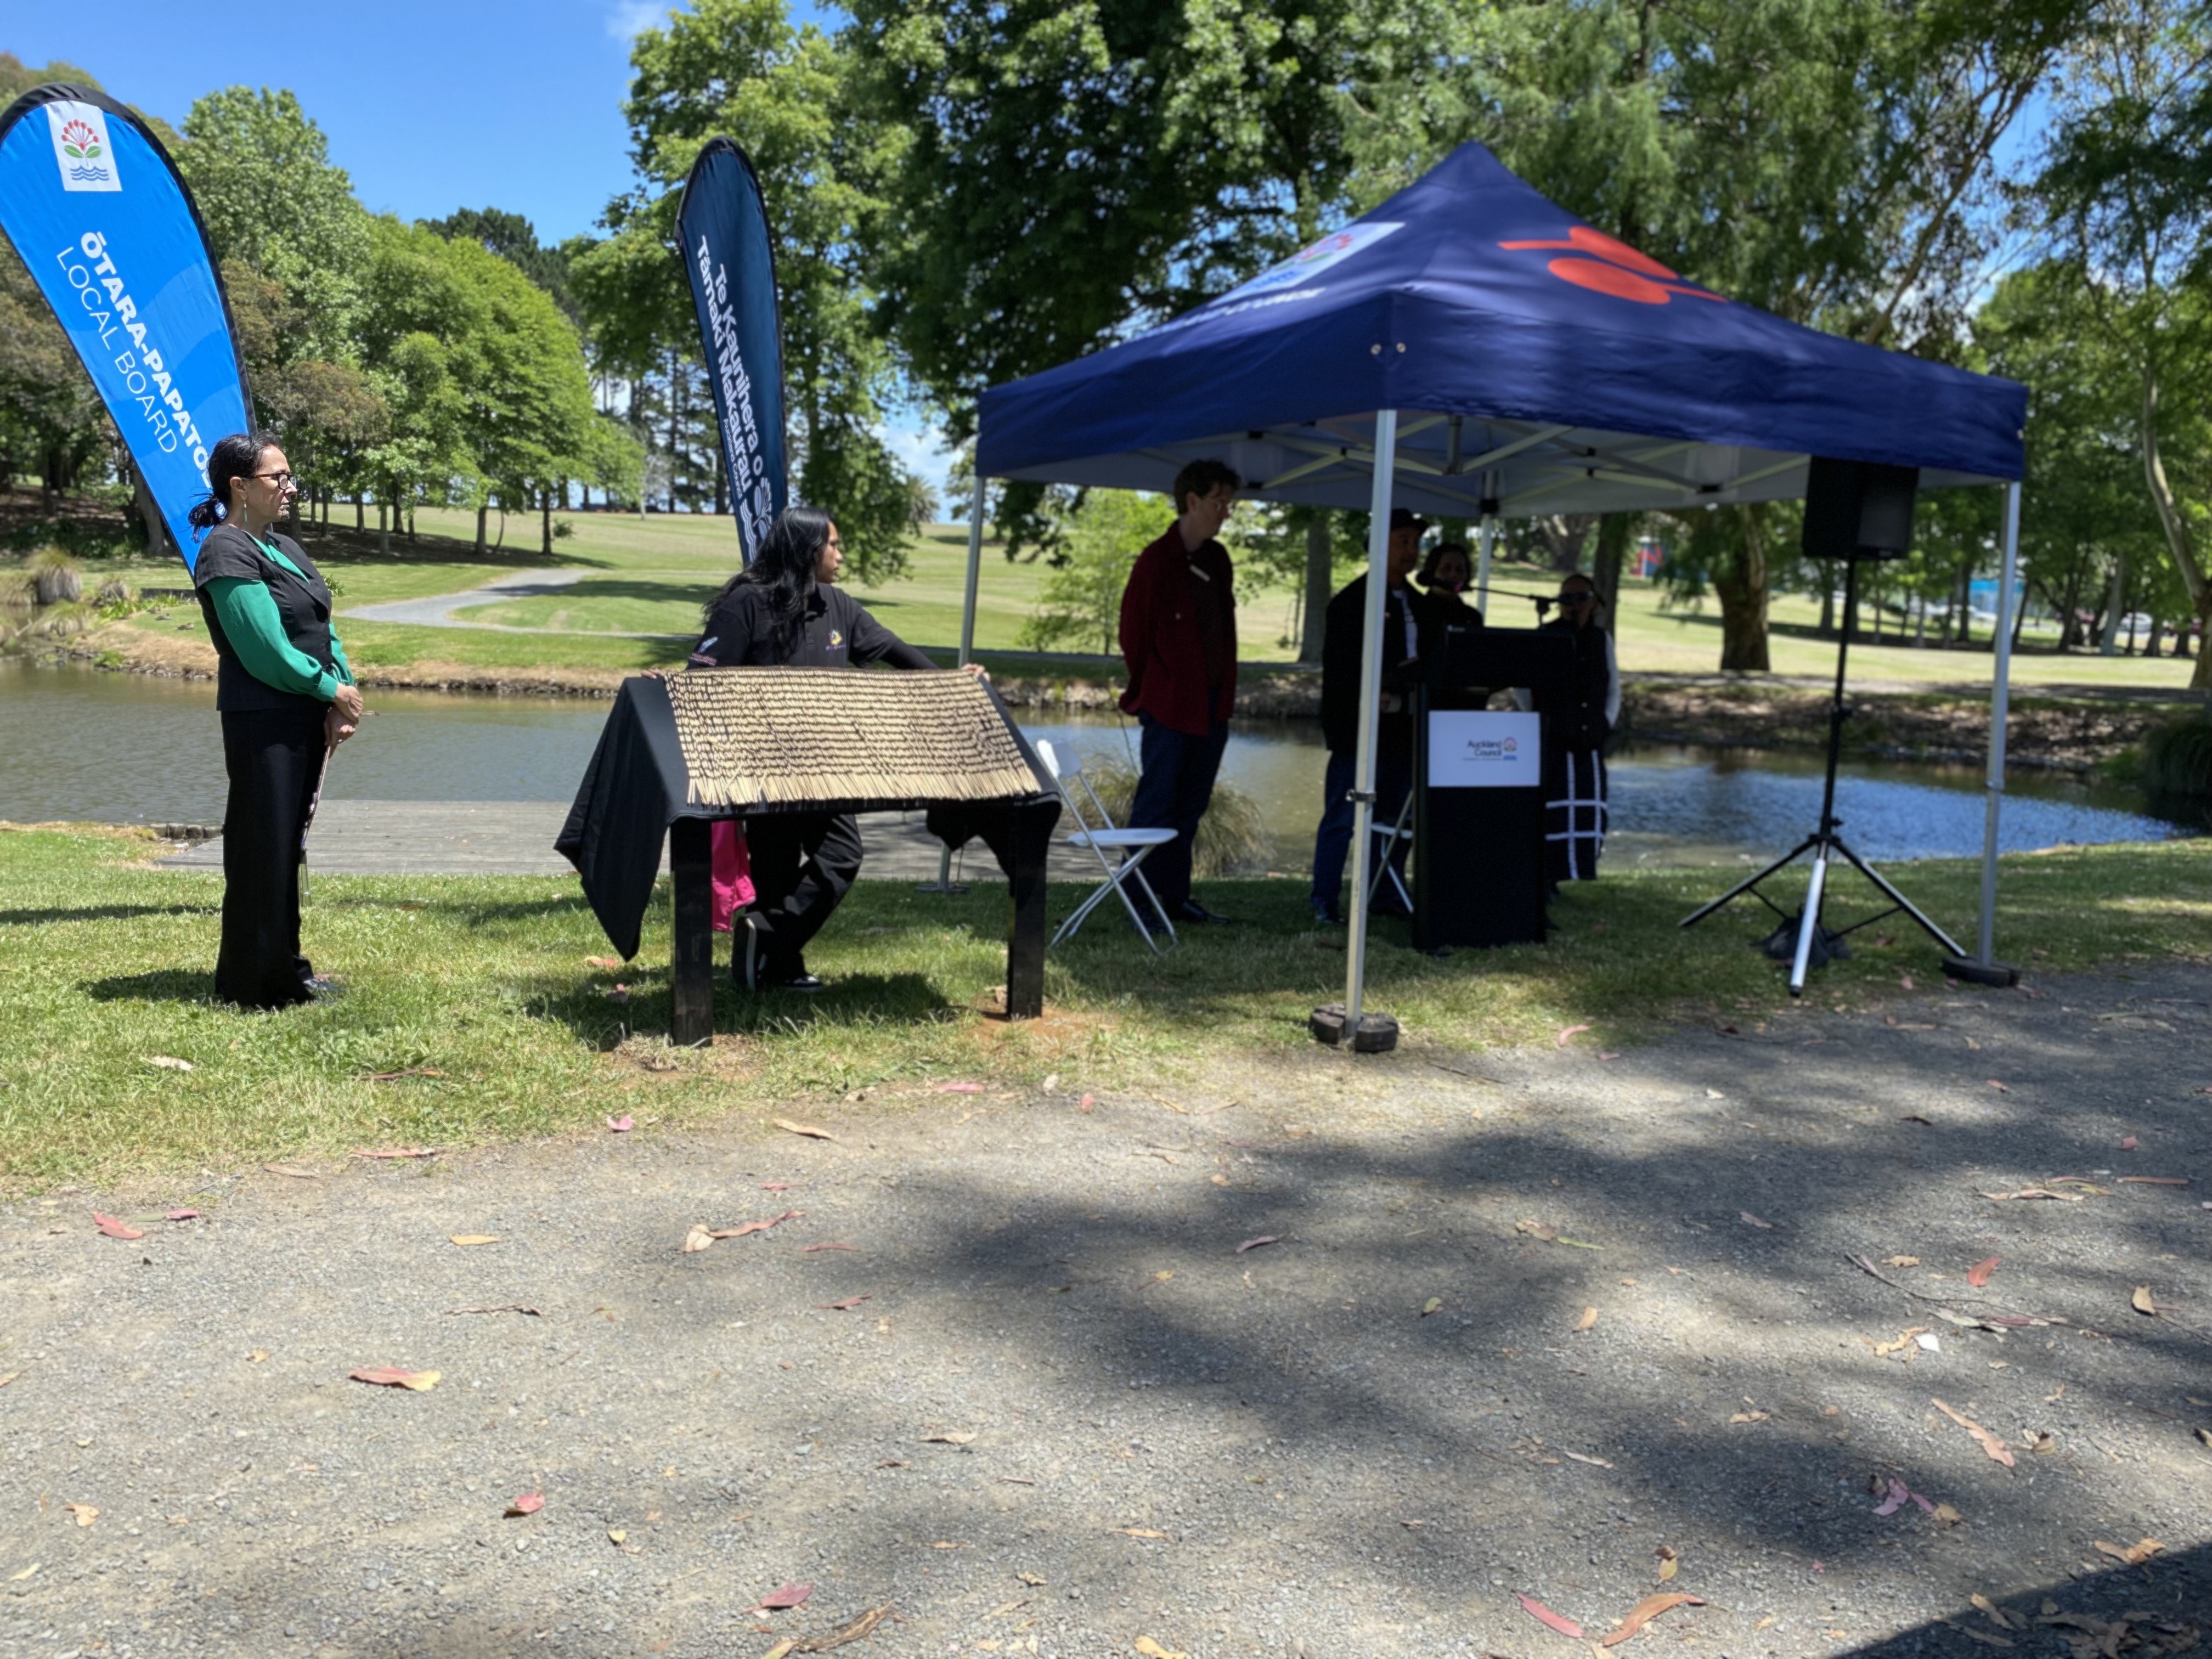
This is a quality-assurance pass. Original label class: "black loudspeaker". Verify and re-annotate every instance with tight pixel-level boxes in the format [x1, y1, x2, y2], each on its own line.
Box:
[1802, 456, 1919, 561]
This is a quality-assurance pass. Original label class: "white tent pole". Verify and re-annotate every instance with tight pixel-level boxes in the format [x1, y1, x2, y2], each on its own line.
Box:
[1973, 479, 2022, 964]
[959, 473, 986, 666]
[1344, 409, 1400, 1030]
[1474, 512, 1498, 618]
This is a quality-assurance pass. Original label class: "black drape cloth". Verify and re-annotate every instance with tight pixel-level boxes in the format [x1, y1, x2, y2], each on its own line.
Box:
[217, 705, 325, 1008]
[555, 675, 1060, 961]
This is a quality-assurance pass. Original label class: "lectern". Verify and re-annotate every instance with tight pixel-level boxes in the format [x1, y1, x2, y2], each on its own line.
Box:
[1412, 627, 1577, 951]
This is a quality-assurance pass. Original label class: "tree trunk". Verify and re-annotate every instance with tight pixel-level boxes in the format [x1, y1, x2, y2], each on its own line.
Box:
[1955, 562, 1973, 647]
[1539, 513, 1598, 574]
[1298, 512, 1331, 663]
[2099, 557, 2124, 655]
[1711, 507, 1770, 672]
[1593, 514, 1632, 623]
[354, 492, 364, 531]
[475, 502, 488, 557]
[541, 489, 553, 556]
[128, 466, 173, 564]
[407, 504, 416, 542]
[2138, 364, 2212, 689]
[378, 497, 391, 556]
[2145, 617, 2165, 657]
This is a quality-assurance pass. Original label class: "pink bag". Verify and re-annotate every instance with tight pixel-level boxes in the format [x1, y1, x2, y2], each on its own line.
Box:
[709, 819, 755, 932]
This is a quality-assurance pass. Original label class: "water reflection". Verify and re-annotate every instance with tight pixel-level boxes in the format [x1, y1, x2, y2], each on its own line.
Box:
[0, 660, 2193, 868]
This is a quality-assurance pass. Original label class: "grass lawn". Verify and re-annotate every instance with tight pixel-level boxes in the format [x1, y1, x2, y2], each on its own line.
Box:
[65, 500, 2203, 692]
[2, 825, 2202, 1186]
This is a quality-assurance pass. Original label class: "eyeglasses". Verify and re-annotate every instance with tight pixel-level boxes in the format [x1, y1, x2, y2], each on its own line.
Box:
[252, 469, 298, 488]
[1558, 592, 1595, 606]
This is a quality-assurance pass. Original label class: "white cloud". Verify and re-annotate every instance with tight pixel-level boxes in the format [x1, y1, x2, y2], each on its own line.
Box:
[606, 0, 665, 41]
[881, 415, 962, 517]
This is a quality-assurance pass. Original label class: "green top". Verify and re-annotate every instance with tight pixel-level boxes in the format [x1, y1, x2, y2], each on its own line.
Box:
[204, 532, 354, 704]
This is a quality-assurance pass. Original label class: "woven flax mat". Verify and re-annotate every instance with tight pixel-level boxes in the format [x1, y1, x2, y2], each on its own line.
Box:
[665, 667, 1042, 810]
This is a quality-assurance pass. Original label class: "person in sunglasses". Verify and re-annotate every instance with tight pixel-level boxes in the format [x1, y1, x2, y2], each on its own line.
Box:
[1518, 573, 1619, 892]
[187, 431, 363, 1008]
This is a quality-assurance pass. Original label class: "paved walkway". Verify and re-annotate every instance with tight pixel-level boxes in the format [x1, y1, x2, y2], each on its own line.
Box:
[340, 570, 677, 636]
[5, 962, 2207, 1659]
[157, 800, 1107, 884]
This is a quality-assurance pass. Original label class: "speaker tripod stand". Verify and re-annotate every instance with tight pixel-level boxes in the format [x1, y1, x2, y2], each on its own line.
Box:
[1678, 554, 1965, 996]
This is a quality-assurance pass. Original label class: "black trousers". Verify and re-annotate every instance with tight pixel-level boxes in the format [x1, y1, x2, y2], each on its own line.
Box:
[741, 811, 862, 974]
[217, 706, 325, 1009]
[1128, 697, 1230, 915]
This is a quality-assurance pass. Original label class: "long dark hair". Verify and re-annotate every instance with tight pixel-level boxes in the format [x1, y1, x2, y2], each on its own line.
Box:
[702, 507, 835, 654]
[185, 431, 280, 536]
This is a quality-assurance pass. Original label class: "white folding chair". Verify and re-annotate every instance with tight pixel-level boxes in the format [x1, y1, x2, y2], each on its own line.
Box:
[1367, 792, 1414, 914]
[1032, 740, 1180, 952]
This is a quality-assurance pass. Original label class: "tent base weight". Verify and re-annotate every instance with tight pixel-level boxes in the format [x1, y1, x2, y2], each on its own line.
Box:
[1942, 956, 2020, 988]
[1310, 1005, 1399, 1052]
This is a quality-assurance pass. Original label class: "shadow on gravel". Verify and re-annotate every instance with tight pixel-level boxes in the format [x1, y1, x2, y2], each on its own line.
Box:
[1837, 1541, 2208, 1655]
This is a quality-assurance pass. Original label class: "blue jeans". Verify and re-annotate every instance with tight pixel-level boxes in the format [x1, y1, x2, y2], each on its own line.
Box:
[1310, 748, 1413, 911]
[1129, 698, 1229, 914]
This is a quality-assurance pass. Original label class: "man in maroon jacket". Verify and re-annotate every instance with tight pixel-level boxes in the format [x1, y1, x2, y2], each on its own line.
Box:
[1118, 458, 1242, 924]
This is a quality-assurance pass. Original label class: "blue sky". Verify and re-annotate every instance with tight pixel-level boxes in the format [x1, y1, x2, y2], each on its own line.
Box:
[9, 1, 958, 499]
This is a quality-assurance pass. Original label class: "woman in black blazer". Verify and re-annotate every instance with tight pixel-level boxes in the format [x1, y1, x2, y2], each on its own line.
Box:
[187, 432, 365, 1007]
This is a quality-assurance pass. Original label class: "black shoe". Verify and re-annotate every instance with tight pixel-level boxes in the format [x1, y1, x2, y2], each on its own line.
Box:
[764, 968, 825, 993]
[303, 974, 346, 1000]
[1176, 900, 1233, 925]
[1311, 900, 1345, 926]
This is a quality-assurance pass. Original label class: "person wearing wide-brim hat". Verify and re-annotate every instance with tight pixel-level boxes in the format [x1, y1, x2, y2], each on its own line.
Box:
[187, 431, 363, 1008]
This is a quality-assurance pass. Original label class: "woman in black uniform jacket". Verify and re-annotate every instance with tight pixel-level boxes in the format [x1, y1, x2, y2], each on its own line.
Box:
[690, 507, 979, 992]
[187, 432, 365, 1008]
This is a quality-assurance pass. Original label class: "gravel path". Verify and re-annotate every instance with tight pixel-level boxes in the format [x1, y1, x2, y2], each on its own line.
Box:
[342, 571, 592, 633]
[4, 963, 2208, 1659]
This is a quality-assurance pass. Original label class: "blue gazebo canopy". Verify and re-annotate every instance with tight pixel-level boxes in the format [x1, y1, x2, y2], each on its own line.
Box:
[977, 142, 2025, 514]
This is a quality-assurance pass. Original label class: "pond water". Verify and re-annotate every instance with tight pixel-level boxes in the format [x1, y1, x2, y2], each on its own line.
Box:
[0, 659, 2195, 870]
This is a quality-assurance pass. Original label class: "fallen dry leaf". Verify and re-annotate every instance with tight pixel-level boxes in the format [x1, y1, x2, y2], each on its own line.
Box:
[1516, 1218, 1559, 1242]
[710, 1210, 804, 1239]
[933, 1081, 985, 1094]
[92, 1212, 145, 1240]
[751, 1581, 813, 1611]
[353, 1146, 439, 1160]
[681, 1224, 715, 1254]
[2131, 1285, 2160, 1316]
[349, 1367, 440, 1391]
[585, 955, 622, 969]
[1740, 1211, 1774, 1229]
[1984, 1187, 2081, 1203]
[1988, 1079, 2009, 1092]
[449, 1234, 500, 1247]
[817, 1295, 870, 1311]
[247, 1351, 267, 1363]
[506, 1492, 544, 1517]
[144, 1055, 193, 1072]
[1233, 1235, 1280, 1254]
[1729, 1410, 1770, 1425]
[2119, 1135, 2139, 1150]
[1573, 1306, 1599, 1332]
[1656, 1547, 1679, 1582]
[1934, 1503, 1965, 1527]
[1886, 1255, 1922, 1267]
[2116, 1175, 2189, 1186]
[1602, 1592, 1703, 1646]
[1515, 1593, 1585, 1639]
[922, 1431, 976, 1446]
[2092, 1538, 2164, 1567]
[1077, 1093, 1096, 1112]
[1112, 1527, 1171, 1540]
[1555, 1023, 1591, 1048]
[802, 1242, 857, 1253]
[444, 1304, 541, 1317]
[1966, 1256, 2000, 1289]
[774, 1118, 836, 1141]
[64, 1504, 97, 1528]
[5, 1564, 36, 1581]
[165, 1209, 201, 1221]
[1421, 1296, 1443, 1317]
[1564, 1450, 1613, 1468]
[1933, 1398, 2016, 1468]
[1133, 1639, 1187, 1659]
[607, 1528, 627, 1546]
[606, 1115, 634, 1133]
